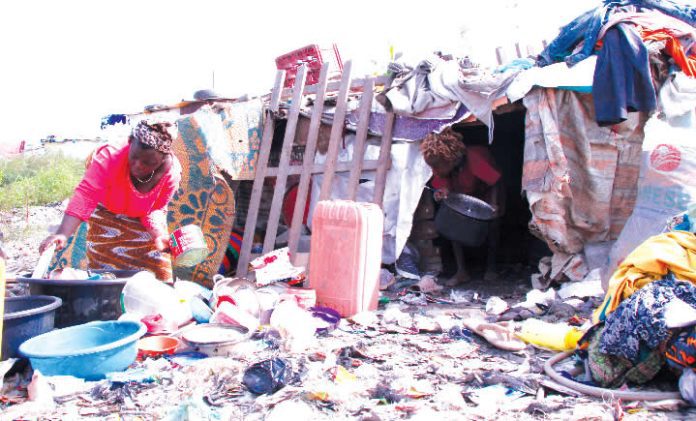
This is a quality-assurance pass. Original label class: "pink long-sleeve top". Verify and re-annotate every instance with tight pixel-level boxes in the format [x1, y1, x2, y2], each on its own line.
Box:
[65, 144, 182, 239]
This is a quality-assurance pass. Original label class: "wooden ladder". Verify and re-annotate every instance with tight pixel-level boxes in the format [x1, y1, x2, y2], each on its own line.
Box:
[236, 61, 394, 276]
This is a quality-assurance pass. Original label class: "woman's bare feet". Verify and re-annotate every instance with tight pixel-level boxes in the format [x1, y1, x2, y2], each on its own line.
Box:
[444, 270, 469, 287]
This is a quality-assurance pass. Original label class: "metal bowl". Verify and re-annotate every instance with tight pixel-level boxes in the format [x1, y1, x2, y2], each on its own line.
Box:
[180, 324, 251, 357]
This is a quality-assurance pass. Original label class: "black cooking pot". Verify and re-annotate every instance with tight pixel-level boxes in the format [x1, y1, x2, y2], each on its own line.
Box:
[434, 193, 495, 247]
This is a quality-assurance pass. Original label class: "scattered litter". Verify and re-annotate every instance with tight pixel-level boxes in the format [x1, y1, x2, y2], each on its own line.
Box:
[414, 274, 443, 293]
[265, 399, 316, 421]
[379, 268, 396, 291]
[485, 296, 509, 315]
[27, 370, 54, 407]
[270, 299, 318, 352]
[450, 289, 478, 304]
[350, 311, 379, 327]
[514, 288, 556, 311]
[557, 272, 604, 300]
[250, 247, 305, 286]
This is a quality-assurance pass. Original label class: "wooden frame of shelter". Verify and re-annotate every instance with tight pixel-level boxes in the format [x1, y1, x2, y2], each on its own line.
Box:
[236, 61, 394, 276]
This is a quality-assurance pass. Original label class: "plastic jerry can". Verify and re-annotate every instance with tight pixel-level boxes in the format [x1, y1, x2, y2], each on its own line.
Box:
[309, 200, 384, 317]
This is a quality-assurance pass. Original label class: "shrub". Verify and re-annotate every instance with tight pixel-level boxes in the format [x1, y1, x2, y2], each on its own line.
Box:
[0, 152, 84, 210]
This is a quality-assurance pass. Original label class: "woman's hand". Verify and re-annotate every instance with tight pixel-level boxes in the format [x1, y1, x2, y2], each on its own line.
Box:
[39, 234, 67, 253]
[433, 188, 449, 201]
[154, 235, 171, 253]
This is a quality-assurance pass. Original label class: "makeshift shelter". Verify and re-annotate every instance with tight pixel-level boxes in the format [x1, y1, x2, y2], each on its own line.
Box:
[50, 0, 695, 293]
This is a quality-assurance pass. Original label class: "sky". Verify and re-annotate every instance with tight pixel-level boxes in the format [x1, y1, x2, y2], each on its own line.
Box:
[0, 0, 598, 143]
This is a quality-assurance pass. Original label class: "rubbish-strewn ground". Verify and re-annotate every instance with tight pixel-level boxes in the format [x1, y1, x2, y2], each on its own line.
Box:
[1, 204, 64, 287]
[2, 208, 695, 420]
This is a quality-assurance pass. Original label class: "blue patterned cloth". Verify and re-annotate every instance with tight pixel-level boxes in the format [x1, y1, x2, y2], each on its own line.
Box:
[537, 0, 696, 67]
[537, 5, 611, 67]
[600, 274, 696, 363]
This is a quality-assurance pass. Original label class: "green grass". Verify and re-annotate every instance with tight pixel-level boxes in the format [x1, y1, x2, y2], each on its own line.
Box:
[0, 152, 84, 210]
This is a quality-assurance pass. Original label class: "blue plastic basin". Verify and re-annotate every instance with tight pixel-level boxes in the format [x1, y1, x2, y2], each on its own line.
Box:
[19, 320, 146, 380]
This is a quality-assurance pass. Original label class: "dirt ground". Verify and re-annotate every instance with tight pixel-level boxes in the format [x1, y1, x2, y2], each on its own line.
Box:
[1, 204, 64, 284]
[1, 206, 694, 420]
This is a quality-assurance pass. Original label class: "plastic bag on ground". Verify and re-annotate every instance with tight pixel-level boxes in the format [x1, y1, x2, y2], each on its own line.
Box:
[242, 358, 291, 395]
[269, 300, 317, 352]
[121, 271, 192, 327]
[396, 242, 421, 280]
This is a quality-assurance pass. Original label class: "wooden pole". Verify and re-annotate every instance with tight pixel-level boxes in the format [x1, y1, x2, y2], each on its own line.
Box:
[236, 70, 286, 276]
[372, 76, 396, 208]
[319, 60, 354, 201]
[288, 62, 331, 259]
[347, 79, 375, 201]
[263, 65, 308, 254]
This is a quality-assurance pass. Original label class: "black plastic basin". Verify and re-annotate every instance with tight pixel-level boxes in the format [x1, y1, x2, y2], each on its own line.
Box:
[2, 295, 62, 358]
[16, 270, 137, 328]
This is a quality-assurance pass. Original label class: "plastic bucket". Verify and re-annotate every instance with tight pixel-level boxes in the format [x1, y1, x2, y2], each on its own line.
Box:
[19, 320, 146, 380]
[170, 225, 209, 267]
[2, 295, 62, 358]
[16, 270, 137, 328]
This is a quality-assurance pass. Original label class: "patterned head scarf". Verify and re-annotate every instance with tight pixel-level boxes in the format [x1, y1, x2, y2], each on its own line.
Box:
[131, 121, 176, 154]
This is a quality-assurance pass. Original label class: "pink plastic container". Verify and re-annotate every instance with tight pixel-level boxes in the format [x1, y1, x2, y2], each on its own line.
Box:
[309, 200, 383, 317]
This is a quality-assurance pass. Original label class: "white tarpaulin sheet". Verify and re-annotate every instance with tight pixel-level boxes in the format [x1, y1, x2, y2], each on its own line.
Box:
[308, 134, 432, 264]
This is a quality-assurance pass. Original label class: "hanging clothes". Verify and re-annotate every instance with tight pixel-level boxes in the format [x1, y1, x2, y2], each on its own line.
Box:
[643, 28, 696, 76]
[537, 6, 613, 67]
[592, 23, 657, 126]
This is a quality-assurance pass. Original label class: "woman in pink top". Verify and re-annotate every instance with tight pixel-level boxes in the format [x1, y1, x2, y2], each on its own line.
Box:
[39, 121, 182, 281]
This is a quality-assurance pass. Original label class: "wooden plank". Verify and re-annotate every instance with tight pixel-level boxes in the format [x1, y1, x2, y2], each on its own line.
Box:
[266, 159, 381, 177]
[262, 65, 308, 254]
[372, 77, 395, 208]
[347, 79, 374, 201]
[287, 62, 331, 259]
[495, 47, 507, 66]
[319, 60, 353, 201]
[280, 74, 390, 99]
[236, 70, 285, 277]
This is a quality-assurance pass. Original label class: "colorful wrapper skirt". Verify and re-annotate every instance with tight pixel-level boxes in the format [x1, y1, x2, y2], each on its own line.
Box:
[87, 206, 172, 281]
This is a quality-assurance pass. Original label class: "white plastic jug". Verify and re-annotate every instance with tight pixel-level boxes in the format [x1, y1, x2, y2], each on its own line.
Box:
[120, 271, 192, 327]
